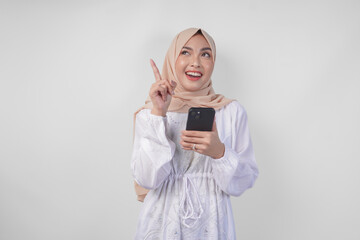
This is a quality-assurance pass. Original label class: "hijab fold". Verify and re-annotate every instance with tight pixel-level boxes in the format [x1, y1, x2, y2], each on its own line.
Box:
[133, 28, 234, 202]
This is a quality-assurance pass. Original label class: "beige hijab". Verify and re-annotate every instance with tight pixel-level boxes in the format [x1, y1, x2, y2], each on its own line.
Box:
[133, 28, 234, 202]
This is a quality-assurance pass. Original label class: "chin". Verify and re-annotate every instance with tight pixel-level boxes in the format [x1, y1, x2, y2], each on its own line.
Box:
[179, 75, 208, 92]
[183, 83, 202, 92]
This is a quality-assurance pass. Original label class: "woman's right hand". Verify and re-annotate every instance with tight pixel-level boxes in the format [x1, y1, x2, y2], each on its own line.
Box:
[149, 59, 177, 116]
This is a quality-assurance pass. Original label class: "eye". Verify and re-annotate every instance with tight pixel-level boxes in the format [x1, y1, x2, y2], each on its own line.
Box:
[181, 50, 190, 55]
[202, 52, 211, 58]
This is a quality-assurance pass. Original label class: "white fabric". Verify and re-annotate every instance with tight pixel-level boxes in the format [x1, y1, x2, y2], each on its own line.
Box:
[131, 100, 259, 239]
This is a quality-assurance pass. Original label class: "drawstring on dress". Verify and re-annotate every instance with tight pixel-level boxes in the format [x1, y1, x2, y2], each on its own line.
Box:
[179, 175, 204, 228]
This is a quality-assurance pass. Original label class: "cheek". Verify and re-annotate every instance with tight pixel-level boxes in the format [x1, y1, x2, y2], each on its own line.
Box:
[175, 59, 189, 82]
[175, 58, 187, 72]
[203, 62, 214, 76]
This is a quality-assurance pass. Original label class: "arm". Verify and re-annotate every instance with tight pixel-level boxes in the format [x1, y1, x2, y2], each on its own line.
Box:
[211, 103, 259, 197]
[131, 110, 176, 190]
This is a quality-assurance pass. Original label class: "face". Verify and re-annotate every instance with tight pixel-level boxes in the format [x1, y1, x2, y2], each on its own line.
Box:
[175, 34, 214, 92]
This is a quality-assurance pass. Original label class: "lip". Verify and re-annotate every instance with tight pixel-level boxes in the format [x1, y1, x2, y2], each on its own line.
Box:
[185, 74, 201, 81]
[185, 70, 203, 75]
[185, 70, 203, 81]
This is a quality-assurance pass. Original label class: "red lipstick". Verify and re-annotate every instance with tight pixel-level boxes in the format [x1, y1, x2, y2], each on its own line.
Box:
[185, 71, 202, 81]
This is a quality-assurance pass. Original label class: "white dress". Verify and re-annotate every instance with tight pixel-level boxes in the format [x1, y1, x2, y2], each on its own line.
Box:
[131, 100, 259, 240]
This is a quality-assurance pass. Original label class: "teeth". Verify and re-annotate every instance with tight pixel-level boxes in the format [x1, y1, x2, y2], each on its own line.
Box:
[186, 72, 202, 77]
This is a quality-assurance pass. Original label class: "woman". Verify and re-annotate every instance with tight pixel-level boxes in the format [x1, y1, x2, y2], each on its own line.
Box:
[131, 28, 259, 239]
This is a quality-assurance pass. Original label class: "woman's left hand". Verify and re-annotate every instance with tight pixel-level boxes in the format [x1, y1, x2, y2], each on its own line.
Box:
[180, 118, 225, 159]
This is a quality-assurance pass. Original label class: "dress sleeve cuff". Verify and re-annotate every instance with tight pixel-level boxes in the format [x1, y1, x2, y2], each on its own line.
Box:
[211, 144, 238, 170]
[143, 112, 170, 144]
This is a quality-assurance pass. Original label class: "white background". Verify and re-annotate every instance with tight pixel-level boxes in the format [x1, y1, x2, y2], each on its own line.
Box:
[1, 0, 359, 239]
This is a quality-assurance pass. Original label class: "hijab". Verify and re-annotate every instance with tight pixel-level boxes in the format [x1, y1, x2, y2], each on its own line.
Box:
[133, 28, 234, 202]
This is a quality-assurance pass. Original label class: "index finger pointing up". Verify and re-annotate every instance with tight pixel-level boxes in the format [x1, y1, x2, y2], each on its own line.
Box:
[150, 58, 162, 82]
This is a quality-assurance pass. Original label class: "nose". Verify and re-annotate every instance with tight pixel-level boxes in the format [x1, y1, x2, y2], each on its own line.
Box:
[191, 55, 200, 68]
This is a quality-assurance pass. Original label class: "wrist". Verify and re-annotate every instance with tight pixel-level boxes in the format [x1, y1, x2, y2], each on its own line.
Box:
[212, 143, 225, 159]
[151, 108, 166, 117]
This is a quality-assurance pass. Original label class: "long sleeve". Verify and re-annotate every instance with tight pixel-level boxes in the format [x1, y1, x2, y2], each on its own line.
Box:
[211, 103, 259, 197]
[131, 110, 176, 190]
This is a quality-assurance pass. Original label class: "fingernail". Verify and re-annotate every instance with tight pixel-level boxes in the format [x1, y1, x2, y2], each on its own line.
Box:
[171, 80, 176, 86]
[172, 90, 175, 95]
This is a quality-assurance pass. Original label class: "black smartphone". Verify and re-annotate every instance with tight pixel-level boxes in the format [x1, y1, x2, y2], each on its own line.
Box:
[186, 107, 215, 131]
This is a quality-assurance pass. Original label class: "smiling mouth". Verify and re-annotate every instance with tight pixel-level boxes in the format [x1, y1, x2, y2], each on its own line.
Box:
[185, 71, 202, 81]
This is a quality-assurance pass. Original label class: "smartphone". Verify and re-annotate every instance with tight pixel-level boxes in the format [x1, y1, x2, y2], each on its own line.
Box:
[186, 107, 215, 131]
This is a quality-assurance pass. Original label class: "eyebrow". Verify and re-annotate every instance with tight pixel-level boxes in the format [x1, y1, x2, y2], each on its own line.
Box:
[182, 46, 212, 51]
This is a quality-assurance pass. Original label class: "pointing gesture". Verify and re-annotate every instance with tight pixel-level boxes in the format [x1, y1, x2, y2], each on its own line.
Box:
[149, 59, 177, 116]
[150, 58, 163, 82]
